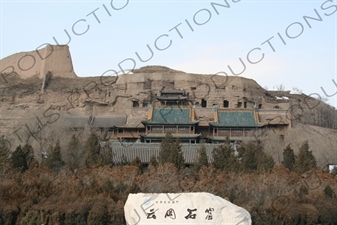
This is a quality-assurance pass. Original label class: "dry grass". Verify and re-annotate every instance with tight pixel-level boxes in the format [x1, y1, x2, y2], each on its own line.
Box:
[0, 163, 337, 224]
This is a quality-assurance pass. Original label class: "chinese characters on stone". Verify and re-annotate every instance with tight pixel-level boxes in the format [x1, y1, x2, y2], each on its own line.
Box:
[165, 208, 176, 219]
[146, 209, 156, 219]
[185, 208, 197, 219]
[205, 207, 214, 220]
[146, 207, 215, 220]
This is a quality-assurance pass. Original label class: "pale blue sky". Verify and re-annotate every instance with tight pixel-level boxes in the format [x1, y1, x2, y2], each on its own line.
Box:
[1, 0, 336, 108]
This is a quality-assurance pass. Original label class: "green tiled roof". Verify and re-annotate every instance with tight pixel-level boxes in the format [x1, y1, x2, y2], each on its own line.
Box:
[210, 111, 263, 127]
[143, 108, 197, 125]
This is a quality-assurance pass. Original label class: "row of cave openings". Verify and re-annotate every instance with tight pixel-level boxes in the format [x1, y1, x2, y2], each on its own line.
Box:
[132, 99, 262, 109]
[200, 100, 261, 109]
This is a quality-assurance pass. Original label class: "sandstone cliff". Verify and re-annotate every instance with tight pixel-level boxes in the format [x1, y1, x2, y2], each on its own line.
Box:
[0, 45, 76, 80]
[0, 46, 336, 168]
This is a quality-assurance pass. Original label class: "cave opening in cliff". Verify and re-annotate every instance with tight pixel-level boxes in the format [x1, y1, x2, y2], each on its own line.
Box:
[223, 100, 229, 108]
[202, 99, 207, 108]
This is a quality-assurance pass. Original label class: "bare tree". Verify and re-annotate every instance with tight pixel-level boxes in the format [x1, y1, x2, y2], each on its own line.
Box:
[273, 84, 285, 91]
[320, 96, 329, 103]
[23, 114, 64, 164]
[292, 87, 302, 94]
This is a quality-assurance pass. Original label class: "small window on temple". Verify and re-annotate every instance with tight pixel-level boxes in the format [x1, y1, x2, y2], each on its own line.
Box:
[244, 102, 247, 108]
[223, 100, 229, 108]
[259, 104, 262, 109]
[132, 101, 139, 107]
[108, 92, 111, 97]
[191, 87, 196, 90]
[201, 99, 207, 108]
[237, 102, 242, 108]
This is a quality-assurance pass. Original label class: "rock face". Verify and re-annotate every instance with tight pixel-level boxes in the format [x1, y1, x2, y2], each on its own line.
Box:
[0, 45, 76, 80]
[0, 45, 336, 167]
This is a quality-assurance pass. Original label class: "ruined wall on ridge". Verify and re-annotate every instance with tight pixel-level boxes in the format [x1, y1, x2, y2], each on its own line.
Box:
[0, 45, 76, 79]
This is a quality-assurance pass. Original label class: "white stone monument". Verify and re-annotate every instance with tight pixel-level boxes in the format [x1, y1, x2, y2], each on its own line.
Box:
[124, 192, 251, 225]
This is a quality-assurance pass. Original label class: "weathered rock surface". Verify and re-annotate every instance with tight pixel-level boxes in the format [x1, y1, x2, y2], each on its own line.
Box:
[0, 46, 336, 167]
[0, 45, 76, 80]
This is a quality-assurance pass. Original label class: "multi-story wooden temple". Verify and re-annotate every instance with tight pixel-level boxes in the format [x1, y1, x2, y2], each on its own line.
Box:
[141, 108, 200, 143]
[63, 88, 289, 146]
[62, 86, 291, 164]
[208, 110, 264, 143]
[96, 105, 289, 165]
[108, 107, 271, 144]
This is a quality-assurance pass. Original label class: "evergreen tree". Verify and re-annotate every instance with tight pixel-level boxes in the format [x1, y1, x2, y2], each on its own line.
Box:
[294, 141, 317, 174]
[0, 135, 11, 163]
[158, 133, 174, 164]
[198, 145, 209, 167]
[212, 138, 237, 172]
[324, 184, 336, 199]
[282, 144, 295, 171]
[149, 155, 158, 167]
[258, 153, 275, 173]
[44, 139, 64, 172]
[22, 143, 38, 170]
[131, 156, 143, 170]
[241, 142, 257, 172]
[212, 144, 231, 170]
[169, 139, 185, 170]
[11, 145, 28, 172]
[84, 132, 103, 168]
[84, 132, 100, 155]
[101, 142, 114, 167]
[66, 134, 82, 172]
[242, 141, 275, 173]
[158, 133, 185, 170]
